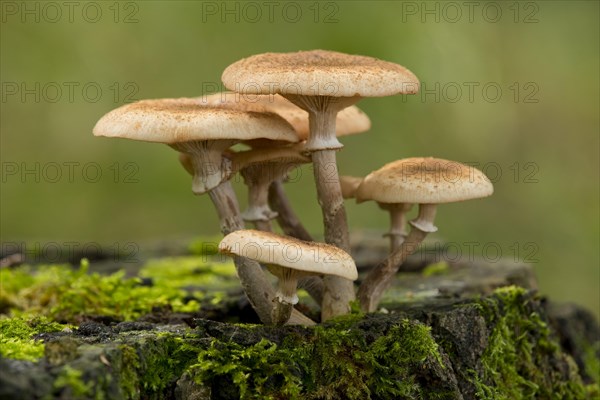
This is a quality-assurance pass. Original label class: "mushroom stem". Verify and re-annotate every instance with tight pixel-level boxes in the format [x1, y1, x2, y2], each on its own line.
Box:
[410, 203, 438, 233]
[357, 203, 438, 312]
[268, 180, 324, 305]
[171, 140, 235, 195]
[208, 180, 315, 325]
[240, 165, 278, 224]
[312, 147, 356, 319]
[284, 95, 359, 321]
[381, 203, 413, 252]
[253, 219, 274, 232]
[270, 269, 300, 325]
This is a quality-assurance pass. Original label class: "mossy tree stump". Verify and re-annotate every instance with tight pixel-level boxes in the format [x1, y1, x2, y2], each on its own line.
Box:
[0, 289, 597, 399]
[0, 242, 598, 399]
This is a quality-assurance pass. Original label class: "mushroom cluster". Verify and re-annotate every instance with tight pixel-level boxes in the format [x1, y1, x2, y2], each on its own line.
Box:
[94, 50, 493, 325]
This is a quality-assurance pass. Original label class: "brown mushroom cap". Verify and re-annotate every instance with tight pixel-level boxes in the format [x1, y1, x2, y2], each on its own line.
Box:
[221, 50, 420, 98]
[219, 230, 358, 280]
[356, 157, 494, 204]
[93, 98, 299, 144]
[199, 92, 371, 140]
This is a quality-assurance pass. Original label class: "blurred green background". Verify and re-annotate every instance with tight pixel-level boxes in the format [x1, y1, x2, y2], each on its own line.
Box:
[1, 1, 598, 316]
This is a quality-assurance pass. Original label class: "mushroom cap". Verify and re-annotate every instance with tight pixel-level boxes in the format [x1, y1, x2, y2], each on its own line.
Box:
[221, 50, 420, 98]
[93, 98, 299, 144]
[339, 175, 363, 199]
[356, 157, 494, 204]
[219, 230, 358, 280]
[200, 92, 371, 140]
[231, 144, 310, 171]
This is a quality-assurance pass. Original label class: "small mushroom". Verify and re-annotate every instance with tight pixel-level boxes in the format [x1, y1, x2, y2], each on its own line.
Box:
[339, 175, 412, 253]
[230, 145, 310, 231]
[340, 175, 413, 253]
[356, 157, 494, 312]
[219, 229, 357, 325]
[93, 98, 316, 325]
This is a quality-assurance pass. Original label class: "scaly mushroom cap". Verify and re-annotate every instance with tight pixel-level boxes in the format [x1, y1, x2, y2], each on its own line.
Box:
[219, 230, 358, 280]
[93, 98, 299, 144]
[199, 92, 371, 140]
[356, 157, 494, 204]
[221, 50, 420, 98]
[339, 175, 363, 199]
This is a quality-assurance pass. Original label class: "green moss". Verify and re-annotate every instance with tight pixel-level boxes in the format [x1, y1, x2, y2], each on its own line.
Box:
[583, 341, 600, 384]
[0, 316, 68, 361]
[470, 285, 588, 399]
[188, 318, 444, 399]
[53, 366, 93, 398]
[0, 257, 238, 323]
[422, 261, 450, 277]
[0, 265, 36, 312]
[582, 341, 600, 397]
[118, 344, 141, 399]
[370, 321, 444, 397]
[135, 332, 201, 396]
[190, 338, 302, 399]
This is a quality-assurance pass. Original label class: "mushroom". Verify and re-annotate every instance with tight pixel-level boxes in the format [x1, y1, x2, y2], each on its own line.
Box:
[229, 145, 310, 231]
[340, 175, 412, 252]
[222, 50, 417, 320]
[219, 229, 357, 325]
[200, 92, 371, 242]
[356, 157, 494, 312]
[340, 175, 414, 253]
[93, 98, 315, 325]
